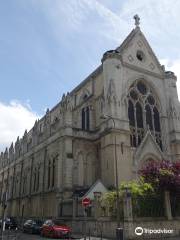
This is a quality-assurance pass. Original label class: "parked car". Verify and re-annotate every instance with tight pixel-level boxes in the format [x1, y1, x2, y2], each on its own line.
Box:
[23, 219, 43, 234]
[41, 219, 71, 238]
[0, 217, 18, 229]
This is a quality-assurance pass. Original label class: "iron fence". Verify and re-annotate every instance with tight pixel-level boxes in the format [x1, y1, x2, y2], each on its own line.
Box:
[132, 194, 165, 218]
[99, 199, 124, 219]
[170, 193, 180, 217]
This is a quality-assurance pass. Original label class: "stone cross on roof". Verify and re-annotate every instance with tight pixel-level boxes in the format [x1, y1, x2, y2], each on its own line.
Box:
[134, 14, 140, 27]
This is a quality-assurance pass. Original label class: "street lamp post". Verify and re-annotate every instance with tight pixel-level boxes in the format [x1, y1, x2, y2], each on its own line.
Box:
[100, 115, 123, 230]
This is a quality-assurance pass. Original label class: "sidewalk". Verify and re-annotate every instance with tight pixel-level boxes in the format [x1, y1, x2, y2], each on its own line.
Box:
[73, 234, 109, 240]
[75, 234, 180, 240]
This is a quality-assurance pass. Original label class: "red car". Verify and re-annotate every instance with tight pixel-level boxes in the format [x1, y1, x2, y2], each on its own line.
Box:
[41, 219, 71, 238]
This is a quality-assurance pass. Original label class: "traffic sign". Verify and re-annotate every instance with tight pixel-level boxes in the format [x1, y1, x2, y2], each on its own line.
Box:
[82, 197, 91, 207]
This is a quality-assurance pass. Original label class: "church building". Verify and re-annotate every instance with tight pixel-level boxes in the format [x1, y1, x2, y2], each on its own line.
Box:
[0, 15, 179, 219]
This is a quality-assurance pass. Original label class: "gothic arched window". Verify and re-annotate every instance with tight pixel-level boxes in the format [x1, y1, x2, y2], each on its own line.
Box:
[127, 80, 162, 149]
[52, 158, 56, 188]
[82, 106, 90, 131]
[47, 160, 51, 189]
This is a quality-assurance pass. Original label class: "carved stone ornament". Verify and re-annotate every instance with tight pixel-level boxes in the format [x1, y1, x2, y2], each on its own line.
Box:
[9, 142, 14, 153]
[137, 40, 143, 48]
[128, 54, 134, 62]
[4, 148, 8, 159]
[149, 63, 155, 70]
[33, 120, 38, 132]
[107, 79, 117, 104]
[169, 98, 180, 120]
[99, 93, 105, 114]
[134, 14, 140, 27]
[60, 92, 73, 112]
[43, 111, 50, 129]
[66, 92, 73, 111]
[52, 116, 59, 125]
[23, 130, 28, 140]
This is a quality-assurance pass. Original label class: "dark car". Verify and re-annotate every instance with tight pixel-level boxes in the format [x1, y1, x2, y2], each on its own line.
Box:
[41, 219, 71, 238]
[5, 217, 18, 230]
[0, 217, 18, 230]
[23, 219, 43, 234]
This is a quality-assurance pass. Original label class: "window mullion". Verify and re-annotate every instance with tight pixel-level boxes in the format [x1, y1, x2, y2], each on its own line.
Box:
[143, 106, 146, 132]
[152, 108, 155, 136]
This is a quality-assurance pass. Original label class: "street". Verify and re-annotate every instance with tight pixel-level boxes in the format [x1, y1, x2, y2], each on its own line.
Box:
[0, 230, 80, 240]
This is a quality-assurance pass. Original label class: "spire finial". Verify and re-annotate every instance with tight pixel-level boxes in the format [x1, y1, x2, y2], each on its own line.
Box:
[134, 14, 140, 27]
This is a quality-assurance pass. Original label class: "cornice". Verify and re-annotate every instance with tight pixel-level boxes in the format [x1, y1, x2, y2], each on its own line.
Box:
[123, 61, 164, 79]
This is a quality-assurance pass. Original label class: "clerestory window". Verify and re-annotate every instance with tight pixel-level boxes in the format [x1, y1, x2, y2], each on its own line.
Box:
[127, 80, 162, 149]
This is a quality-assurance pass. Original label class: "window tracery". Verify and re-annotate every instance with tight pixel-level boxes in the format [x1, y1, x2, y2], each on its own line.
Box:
[127, 80, 162, 149]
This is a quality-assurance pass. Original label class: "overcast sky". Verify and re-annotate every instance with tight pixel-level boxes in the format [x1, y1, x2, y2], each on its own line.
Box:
[0, 0, 180, 151]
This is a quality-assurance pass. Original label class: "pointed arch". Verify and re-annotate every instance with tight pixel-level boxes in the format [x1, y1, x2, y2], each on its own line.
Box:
[127, 80, 162, 149]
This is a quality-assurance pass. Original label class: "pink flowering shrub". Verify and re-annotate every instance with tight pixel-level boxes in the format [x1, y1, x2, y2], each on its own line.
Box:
[139, 160, 180, 193]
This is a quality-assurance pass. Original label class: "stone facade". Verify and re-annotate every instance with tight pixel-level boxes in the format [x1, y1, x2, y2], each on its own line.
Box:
[0, 18, 180, 219]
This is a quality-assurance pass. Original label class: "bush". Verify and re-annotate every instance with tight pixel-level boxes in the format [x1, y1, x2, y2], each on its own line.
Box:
[139, 160, 180, 193]
[120, 178, 154, 197]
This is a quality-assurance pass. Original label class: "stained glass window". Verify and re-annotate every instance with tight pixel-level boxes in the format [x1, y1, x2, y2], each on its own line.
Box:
[128, 80, 161, 149]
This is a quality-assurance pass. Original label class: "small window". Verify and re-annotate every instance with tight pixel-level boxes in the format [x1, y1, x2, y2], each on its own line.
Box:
[136, 50, 145, 62]
[82, 108, 86, 130]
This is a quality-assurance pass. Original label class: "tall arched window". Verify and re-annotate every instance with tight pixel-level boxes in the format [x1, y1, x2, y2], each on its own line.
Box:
[47, 160, 51, 189]
[82, 106, 90, 131]
[33, 168, 37, 192]
[127, 80, 162, 149]
[36, 165, 40, 191]
[52, 158, 56, 188]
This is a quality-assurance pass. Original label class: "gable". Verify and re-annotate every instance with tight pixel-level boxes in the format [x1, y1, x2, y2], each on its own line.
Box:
[83, 180, 108, 200]
[134, 131, 164, 167]
[117, 28, 164, 76]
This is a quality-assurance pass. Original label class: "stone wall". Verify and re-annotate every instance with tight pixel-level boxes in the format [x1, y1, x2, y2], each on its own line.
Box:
[63, 218, 180, 239]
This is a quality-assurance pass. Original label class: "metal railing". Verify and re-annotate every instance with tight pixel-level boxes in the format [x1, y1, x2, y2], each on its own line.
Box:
[170, 193, 180, 217]
[132, 194, 165, 218]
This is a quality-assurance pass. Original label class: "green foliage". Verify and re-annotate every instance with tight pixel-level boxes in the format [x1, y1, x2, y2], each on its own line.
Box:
[101, 190, 117, 210]
[120, 178, 154, 197]
[100, 178, 154, 213]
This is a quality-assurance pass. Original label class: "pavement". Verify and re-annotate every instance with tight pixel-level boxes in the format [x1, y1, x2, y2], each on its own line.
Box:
[0, 230, 179, 240]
